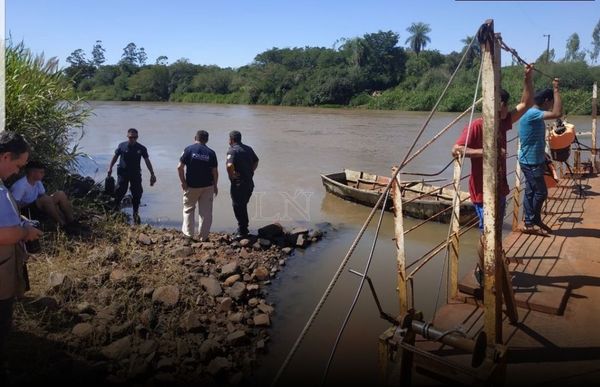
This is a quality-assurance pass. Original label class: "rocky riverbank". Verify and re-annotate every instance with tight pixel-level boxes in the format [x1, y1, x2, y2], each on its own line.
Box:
[8, 216, 326, 386]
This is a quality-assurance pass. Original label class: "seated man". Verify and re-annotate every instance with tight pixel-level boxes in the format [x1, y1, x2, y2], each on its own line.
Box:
[10, 161, 78, 233]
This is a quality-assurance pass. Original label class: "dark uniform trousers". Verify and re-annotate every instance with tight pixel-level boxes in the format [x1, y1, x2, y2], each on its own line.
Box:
[230, 181, 253, 233]
[115, 169, 143, 212]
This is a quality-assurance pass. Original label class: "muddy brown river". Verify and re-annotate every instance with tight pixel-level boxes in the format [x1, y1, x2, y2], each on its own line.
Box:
[77, 101, 592, 385]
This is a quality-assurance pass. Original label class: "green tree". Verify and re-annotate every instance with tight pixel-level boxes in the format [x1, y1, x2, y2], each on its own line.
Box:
[341, 31, 406, 90]
[6, 41, 90, 184]
[168, 58, 200, 94]
[591, 18, 600, 64]
[155, 55, 168, 65]
[129, 66, 170, 100]
[65, 48, 96, 88]
[192, 66, 235, 94]
[92, 65, 119, 86]
[66, 48, 87, 67]
[137, 47, 148, 66]
[121, 42, 138, 65]
[340, 37, 366, 68]
[91, 40, 106, 67]
[461, 35, 480, 68]
[564, 33, 586, 62]
[405, 22, 431, 55]
[536, 48, 555, 63]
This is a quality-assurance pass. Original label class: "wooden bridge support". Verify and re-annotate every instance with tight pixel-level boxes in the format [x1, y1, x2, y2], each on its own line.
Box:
[592, 82, 598, 161]
[480, 22, 504, 346]
[448, 157, 462, 300]
[512, 140, 522, 232]
[392, 167, 409, 315]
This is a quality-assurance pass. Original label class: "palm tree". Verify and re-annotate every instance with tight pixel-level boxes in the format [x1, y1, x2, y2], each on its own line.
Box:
[461, 35, 480, 67]
[461, 36, 480, 57]
[405, 22, 431, 55]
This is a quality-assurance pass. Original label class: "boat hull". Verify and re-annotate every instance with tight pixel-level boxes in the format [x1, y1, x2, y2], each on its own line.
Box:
[321, 170, 477, 225]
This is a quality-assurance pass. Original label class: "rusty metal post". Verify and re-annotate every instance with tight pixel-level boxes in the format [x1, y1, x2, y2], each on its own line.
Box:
[448, 157, 462, 300]
[392, 167, 409, 314]
[480, 23, 503, 346]
[512, 139, 522, 231]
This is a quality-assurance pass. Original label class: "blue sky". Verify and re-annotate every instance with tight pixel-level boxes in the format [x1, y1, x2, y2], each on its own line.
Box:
[5, 0, 600, 68]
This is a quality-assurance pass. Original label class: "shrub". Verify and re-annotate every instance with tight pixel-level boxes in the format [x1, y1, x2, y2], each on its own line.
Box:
[5, 41, 90, 189]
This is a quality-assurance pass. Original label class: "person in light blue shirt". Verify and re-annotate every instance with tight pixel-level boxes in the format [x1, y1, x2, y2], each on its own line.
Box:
[518, 78, 562, 235]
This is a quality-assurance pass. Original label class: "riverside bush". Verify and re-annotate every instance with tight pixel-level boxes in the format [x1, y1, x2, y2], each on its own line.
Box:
[5, 41, 90, 189]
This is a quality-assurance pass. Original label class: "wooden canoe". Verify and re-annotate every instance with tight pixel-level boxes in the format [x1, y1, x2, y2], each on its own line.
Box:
[320, 169, 477, 225]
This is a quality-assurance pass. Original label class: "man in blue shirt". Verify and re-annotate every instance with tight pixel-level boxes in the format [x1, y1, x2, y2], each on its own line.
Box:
[177, 130, 218, 241]
[518, 78, 562, 235]
[226, 131, 259, 238]
[0, 132, 42, 381]
[107, 128, 156, 225]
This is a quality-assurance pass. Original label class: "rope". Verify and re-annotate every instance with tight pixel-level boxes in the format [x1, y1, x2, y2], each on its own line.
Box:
[321, 189, 390, 385]
[270, 23, 480, 386]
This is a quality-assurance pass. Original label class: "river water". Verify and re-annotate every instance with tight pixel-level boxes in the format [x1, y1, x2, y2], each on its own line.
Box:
[77, 102, 592, 385]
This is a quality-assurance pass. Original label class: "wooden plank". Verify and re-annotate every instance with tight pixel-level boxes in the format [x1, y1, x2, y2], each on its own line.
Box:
[362, 172, 378, 181]
[500, 252, 519, 323]
[458, 268, 567, 315]
[448, 157, 462, 300]
[378, 328, 395, 384]
[345, 169, 360, 183]
[592, 82, 597, 158]
[407, 172, 600, 385]
[480, 22, 504, 346]
[512, 139, 522, 232]
[392, 167, 409, 314]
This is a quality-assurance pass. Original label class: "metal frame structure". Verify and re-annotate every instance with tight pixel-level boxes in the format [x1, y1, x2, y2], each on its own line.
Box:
[379, 20, 517, 386]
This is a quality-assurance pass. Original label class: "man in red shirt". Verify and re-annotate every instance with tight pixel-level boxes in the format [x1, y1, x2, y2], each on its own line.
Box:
[452, 65, 533, 285]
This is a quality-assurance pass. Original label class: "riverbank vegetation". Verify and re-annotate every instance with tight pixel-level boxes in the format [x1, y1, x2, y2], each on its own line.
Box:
[6, 41, 90, 188]
[63, 21, 600, 114]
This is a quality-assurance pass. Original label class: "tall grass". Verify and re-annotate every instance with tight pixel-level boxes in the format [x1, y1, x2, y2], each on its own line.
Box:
[5, 41, 90, 189]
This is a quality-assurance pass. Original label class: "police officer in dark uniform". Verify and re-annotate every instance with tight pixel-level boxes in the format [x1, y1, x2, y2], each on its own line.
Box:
[226, 130, 259, 238]
[107, 128, 156, 224]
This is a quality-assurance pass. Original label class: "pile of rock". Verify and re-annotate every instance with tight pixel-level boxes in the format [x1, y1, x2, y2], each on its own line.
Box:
[18, 222, 328, 385]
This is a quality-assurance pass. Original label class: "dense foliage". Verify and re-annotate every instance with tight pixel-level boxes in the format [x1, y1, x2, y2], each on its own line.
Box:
[6, 42, 90, 188]
[65, 27, 600, 114]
